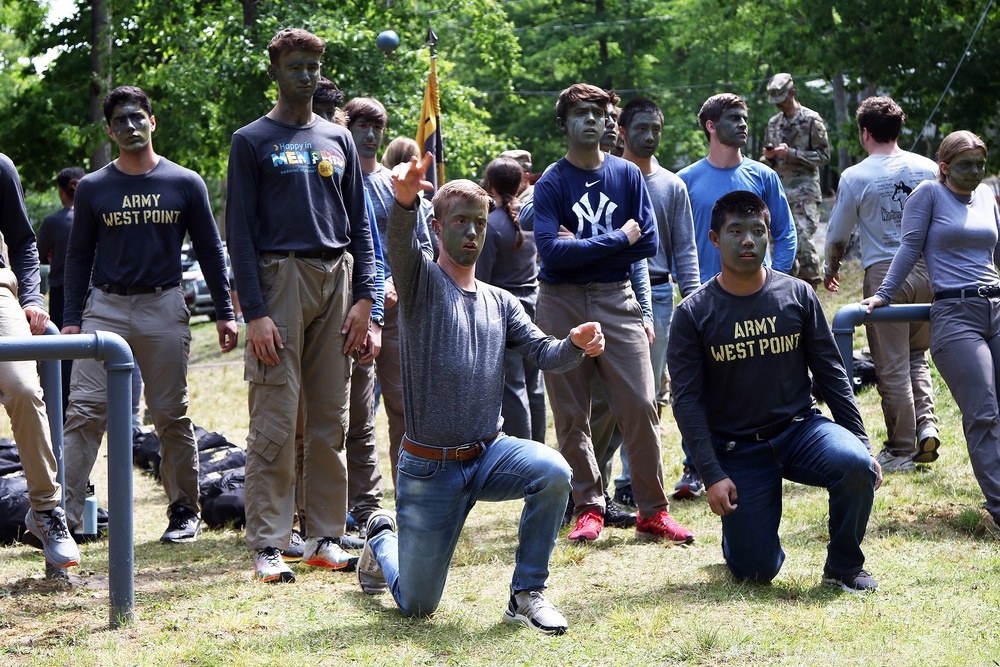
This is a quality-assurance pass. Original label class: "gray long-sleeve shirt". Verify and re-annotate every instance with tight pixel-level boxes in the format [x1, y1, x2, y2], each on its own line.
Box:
[875, 180, 1000, 304]
[643, 166, 700, 295]
[387, 201, 584, 446]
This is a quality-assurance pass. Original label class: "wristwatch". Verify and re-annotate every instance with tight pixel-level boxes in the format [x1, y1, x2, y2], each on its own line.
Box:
[371, 315, 385, 327]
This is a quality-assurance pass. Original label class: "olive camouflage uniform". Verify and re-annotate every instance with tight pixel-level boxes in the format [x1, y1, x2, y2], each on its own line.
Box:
[763, 105, 830, 284]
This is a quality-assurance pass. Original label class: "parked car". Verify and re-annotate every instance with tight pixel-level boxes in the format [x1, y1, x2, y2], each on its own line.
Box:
[182, 261, 216, 319]
[180, 243, 231, 320]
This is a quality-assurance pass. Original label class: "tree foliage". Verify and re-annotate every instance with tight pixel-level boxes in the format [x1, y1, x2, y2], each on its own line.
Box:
[1, 0, 999, 195]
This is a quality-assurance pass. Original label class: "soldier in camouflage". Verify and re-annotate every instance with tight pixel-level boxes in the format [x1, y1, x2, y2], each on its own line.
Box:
[762, 73, 830, 288]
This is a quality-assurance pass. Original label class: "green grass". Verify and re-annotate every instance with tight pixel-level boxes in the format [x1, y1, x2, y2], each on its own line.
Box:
[3, 261, 1000, 666]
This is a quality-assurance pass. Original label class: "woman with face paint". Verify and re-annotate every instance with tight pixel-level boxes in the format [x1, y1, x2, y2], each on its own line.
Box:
[863, 130, 1000, 533]
[475, 157, 547, 443]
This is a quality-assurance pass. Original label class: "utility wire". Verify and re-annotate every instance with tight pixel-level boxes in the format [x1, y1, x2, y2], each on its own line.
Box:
[511, 15, 672, 32]
[910, 0, 995, 151]
[479, 73, 825, 97]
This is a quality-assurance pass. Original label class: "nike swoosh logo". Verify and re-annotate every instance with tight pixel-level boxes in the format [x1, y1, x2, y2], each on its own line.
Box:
[585, 180, 600, 187]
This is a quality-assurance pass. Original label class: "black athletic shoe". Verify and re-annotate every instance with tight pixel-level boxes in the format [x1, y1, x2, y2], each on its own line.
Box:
[281, 531, 305, 562]
[562, 495, 575, 527]
[333, 534, 365, 551]
[603, 492, 637, 528]
[613, 483, 635, 508]
[160, 504, 201, 543]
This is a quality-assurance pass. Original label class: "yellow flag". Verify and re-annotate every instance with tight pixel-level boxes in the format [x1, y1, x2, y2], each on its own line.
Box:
[416, 58, 444, 191]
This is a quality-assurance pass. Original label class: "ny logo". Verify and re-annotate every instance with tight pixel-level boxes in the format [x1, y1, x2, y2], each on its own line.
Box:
[571, 192, 618, 237]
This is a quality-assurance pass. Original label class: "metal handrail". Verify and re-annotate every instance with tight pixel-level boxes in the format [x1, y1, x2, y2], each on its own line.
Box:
[831, 303, 932, 375]
[0, 326, 135, 627]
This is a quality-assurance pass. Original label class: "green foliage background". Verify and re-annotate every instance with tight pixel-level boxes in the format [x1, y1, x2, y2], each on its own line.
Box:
[2, 0, 1000, 204]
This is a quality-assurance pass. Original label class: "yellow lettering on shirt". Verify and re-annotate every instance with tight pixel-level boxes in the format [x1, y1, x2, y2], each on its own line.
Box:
[712, 316, 798, 362]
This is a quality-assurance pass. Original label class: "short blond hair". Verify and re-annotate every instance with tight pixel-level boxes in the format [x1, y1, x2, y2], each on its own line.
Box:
[432, 179, 489, 222]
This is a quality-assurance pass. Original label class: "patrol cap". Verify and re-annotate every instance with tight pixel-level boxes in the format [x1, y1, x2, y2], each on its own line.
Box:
[767, 73, 793, 104]
[499, 149, 532, 173]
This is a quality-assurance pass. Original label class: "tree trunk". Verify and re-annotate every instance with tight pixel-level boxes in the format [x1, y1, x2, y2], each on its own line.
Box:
[242, 0, 258, 27]
[596, 0, 611, 89]
[89, 0, 111, 170]
[830, 67, 852, 174]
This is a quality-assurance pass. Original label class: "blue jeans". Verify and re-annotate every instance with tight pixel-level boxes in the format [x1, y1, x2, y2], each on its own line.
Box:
[648, 282, 675, 407]
[714, 411, 876, 583]
[371, 434, 571, 617]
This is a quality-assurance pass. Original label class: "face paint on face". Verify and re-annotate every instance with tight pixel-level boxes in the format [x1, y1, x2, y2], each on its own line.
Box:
[624, 111, 662, 160]
[713, 213, 769, 276]
[712, 108, 749, 148]
[349, 117, 385, 160]
[560, 101, 607, 150]
[107, 103, 155, 154]
[436, 198, 489, 268]
[270, 49, 322, 104]
[601, 104, 620, 152]
[944, 149, 987, 195]
[313, 101, 338, 122]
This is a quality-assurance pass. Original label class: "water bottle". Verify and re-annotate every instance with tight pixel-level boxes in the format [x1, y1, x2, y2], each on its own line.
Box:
[83, 483, 98, 535]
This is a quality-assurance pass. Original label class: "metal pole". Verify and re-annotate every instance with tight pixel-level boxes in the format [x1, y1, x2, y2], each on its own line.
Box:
[831, 303, 931, 377]
[0, 331, 134, 627]
[38, 323, 64, 497]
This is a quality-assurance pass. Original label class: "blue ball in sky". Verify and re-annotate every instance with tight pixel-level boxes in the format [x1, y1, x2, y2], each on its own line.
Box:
[376, 30, 400, 54]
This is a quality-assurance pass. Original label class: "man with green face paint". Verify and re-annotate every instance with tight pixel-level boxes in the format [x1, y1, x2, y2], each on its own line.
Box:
[533, 83, 694, 546]
[308, 86, 387, 545]
[598, 98, 701, 505]
[226, 28, 376, 583]
[669, 190, 881, 592]
[679, 93, 797, 284]
[357, 154, 605, 635]
[343, 97, 435, 486]
[62, 85, 238, 548]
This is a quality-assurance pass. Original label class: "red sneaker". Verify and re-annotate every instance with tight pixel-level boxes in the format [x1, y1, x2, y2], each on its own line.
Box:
[568, 509, 604, 542]
[636, 510, 695, 544]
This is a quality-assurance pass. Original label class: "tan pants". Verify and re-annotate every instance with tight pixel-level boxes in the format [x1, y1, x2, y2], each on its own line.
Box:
[0, 269, 59, 511]
[536, 280, 667, 518]
[294, 357, 382, 530]
[244, 253, 352, 551]
[63, 286, 196, 525]
[863, 260, 937, 454]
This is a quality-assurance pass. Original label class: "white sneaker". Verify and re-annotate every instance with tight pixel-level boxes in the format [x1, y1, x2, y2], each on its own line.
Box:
[503, 590, 568, 635]
[302, 536, 356, 570]
[358, 510, 396, 595]
[254, 546, 295, 583]
[25, 507, 80, 569]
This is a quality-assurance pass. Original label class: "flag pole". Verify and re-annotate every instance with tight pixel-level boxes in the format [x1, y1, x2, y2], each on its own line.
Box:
[416, 25, 445, 190]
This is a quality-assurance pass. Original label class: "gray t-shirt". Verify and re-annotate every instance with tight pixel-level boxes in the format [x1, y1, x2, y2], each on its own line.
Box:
[825, 152, 938, 271]
[643, 166, 700, 296]
[387, 201, 584, 446]
[875, 180, 1000, 303]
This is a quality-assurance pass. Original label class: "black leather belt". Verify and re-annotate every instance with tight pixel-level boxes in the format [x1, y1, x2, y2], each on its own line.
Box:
[650, 275, 672, 287]
[99, 282, 179, 296]
[721, 409, 819, 443]
[934, 285, 1000, 300]
[401, 431, 500, 461]
[268, 248, 344, 261]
